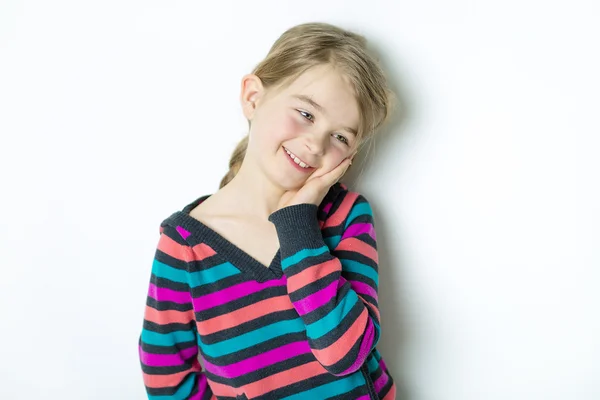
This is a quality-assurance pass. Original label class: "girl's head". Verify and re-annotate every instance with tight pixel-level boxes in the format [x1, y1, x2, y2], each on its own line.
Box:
[220, 22, 395, 190]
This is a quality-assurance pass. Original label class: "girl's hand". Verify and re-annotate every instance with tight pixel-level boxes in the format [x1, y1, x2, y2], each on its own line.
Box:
[275, 158, 353, 211]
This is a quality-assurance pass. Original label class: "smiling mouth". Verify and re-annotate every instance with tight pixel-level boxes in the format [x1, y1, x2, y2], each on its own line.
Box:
[283, 147, 313, 169]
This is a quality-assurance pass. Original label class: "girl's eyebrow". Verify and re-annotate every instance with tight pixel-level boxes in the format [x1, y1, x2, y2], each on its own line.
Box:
[293, 94, 357, 136]
[294, 94, 325, 114]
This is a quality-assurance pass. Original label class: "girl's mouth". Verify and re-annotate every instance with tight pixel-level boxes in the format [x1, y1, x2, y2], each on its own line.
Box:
[283, 146, 315, 172]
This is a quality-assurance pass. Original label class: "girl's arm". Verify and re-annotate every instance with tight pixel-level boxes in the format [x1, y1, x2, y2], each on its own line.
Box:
[138, 225, 216, 399]
[268, 191, 381, 376]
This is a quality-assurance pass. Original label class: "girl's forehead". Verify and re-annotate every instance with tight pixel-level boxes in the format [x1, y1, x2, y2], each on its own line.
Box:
[285, 65, 351, 94]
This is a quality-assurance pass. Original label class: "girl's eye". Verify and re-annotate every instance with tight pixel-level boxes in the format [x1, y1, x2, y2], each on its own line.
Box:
[297, 110, 349, 146]
[298, 110, 314, 122]
[333, 133, 349, 145]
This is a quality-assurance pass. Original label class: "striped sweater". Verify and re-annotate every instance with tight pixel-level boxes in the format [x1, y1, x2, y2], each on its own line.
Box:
[138, 182, 397, 399]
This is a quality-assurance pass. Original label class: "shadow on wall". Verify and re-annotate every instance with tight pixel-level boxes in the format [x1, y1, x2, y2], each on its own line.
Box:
[342, 37, 415, 400]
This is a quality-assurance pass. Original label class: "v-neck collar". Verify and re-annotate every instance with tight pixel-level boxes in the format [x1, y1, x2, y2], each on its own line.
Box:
[165, 182, 344, 282]
[167, 196, 282, 282]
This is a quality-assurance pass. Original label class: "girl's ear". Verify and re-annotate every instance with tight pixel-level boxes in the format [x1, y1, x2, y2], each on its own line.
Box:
[240, 74, 264, 120]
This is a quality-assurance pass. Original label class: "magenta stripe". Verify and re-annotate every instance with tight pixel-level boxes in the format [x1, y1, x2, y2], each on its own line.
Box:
[192, 276, 285, 311]
[356, 318, 375, 365]
[341, 222, 375, 240]
[148, 283, 191, 304]
[203, 340, 311, 378]
[292, 279, 338, 316]
[350, 280, 378, 301]
[356, 396, 370, 400]
[323, 202, 333, 213]
[175, 225, 191, 240]
[357, 318, 375, 360]
[139, 345, 197, 367]
[340, 317, 375, 375]
[380, 358, 388, 372]
[188, 373, 209, 400]
[374, 369, 389, 392]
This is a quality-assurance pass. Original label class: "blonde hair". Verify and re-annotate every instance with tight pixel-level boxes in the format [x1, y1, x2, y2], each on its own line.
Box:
[219, 22, 395, 189]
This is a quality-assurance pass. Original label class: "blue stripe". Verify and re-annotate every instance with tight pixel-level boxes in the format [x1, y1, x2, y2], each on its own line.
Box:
[152, 259, 241, 287]
[281, 246, 329, 271]
[323, 235, 341, 251]
[147, 372, 195, 399]
[345, 203, 372, 229]
[305, 290, 358, 339]
[372, 348, 382, 362]
[141, 328, 195, 347]
[189, 262, 241, 288]
[340, 259, 379, 286]
[281, 372, 366, 400]
[152, 259, 188, 284]
[198, 319, 306, 358]
[367, 354, 379, 374]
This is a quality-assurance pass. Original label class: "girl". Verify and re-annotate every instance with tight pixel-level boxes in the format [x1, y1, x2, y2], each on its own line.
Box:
[139, 22, 397, 400]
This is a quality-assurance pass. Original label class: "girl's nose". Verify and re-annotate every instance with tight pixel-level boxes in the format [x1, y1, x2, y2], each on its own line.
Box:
[304, 132, 327, 156]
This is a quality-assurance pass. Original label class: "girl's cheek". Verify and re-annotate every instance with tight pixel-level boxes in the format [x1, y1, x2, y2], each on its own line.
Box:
[329, 145, 346, 159]
[266, 115, 294, 143]
[281, 114, 303, 137]
[290, 114, 304, 131]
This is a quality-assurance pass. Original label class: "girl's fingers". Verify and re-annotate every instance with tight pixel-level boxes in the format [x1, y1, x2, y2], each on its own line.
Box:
[284, 159, 352, 208]
[323, 158, 352, 186]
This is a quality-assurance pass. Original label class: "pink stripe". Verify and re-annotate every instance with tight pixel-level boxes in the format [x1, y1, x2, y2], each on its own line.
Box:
[203, 341, 311, 378]
[193, 276, 286, 311]
[350, 280, 378, 301]
[341, 222, 375, 241]
[139, 345, 197, 367]
[340, 318, 375, 375]
[148, 283, 190, 304]
[292, 280, 337, 316]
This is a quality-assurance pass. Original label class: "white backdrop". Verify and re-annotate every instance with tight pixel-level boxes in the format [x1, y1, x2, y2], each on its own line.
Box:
[1, 1, 598, 399]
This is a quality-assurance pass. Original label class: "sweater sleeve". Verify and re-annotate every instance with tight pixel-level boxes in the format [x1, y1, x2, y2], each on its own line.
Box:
[138, 225, 216, 399]
[267, 193, 381, 376]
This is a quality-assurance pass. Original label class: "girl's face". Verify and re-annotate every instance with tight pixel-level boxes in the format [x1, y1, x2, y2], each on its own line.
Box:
[241, 64, 360, 190]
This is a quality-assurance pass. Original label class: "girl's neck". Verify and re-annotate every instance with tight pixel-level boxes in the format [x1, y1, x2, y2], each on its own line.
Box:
[218, 160, 287, 220]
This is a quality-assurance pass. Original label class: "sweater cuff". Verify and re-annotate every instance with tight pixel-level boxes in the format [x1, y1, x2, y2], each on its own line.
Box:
[268, 203, 327, 256]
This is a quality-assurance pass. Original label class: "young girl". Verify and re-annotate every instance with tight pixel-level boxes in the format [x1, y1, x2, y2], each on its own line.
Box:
[139, 22, 397, 400]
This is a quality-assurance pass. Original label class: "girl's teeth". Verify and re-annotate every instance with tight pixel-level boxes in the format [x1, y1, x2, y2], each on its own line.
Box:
[285, 148, 310, 168]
